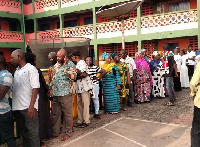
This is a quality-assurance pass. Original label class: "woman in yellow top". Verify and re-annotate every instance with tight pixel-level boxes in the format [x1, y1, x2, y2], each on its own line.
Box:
[101, 52, 121, 114]
[112, 52, 131, 111]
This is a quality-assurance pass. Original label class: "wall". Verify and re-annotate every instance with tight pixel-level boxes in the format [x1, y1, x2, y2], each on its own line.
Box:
[158, 38, 190, 51]
[0, 48, 11, 62]
[190, 0, 197, 9]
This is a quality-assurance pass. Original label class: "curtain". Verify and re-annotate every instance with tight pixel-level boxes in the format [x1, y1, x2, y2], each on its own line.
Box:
[169, 1, 190, 12]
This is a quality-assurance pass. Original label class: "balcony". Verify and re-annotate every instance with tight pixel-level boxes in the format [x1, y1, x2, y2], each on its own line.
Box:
[96, 18, 137, 39]
[61, 0, 92, 8]
[0, 31, 23, 42]
[63, 25, 94, 39]
[141, 9, 198, 34]
[35, 0, 58, 14]
[36, 30, 61, 43]
[0, 0, 21, 14]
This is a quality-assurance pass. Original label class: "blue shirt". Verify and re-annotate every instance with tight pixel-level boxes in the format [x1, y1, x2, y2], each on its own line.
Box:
[0, 70, 13, 114]
[53, 61, 75, 96]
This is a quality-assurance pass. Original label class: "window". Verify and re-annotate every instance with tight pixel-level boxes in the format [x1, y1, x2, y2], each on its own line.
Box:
[40, 23, 50, 31]
[169, 1, 190, 12]
[64, 20, 77, 28]
[84, 17, 93, 25]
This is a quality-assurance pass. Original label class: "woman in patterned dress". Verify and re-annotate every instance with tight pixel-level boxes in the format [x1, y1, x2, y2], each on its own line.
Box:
[134, 51, 152, 104]
[112, 52, 131, 111]
[149, 51, 165, 98]
[101, 52, 121, 113]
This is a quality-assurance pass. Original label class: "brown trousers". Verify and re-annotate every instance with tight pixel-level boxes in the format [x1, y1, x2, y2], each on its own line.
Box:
[77, 91, 90, 124]
[53, 94, 73, 137]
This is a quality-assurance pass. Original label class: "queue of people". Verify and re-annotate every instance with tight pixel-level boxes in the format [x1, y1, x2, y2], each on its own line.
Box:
[0, 44, 199, 147]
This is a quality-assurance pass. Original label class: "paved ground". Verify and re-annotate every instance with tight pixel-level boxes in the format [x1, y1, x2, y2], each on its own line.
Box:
[0, 89, 192, 147]
[44, 88, 193, 147]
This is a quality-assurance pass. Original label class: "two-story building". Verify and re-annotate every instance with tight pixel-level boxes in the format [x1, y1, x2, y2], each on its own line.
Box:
[0, 0, 199, 64]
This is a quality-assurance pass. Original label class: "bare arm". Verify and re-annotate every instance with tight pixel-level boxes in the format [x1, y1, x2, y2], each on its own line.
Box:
[174, 64, 178, 77]
[0, 85, 10, 100]
[97, 69, 106, 80]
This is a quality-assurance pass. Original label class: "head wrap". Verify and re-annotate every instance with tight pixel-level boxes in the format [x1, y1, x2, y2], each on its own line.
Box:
[141, 49, 146, 52]
[112, 52, 119, 59]
[102, 52, 110, 61]
[153, 51, 159, 56]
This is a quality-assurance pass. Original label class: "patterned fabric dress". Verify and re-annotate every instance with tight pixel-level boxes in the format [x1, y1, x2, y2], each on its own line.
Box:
[116, 62, 129, 98]
[149, 59, 165, 98]
[134, 59, 152, 103]
[101, 63, 121, 113]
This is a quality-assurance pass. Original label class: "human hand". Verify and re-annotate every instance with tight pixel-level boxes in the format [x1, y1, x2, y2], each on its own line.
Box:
[48, 89, 53, 97]
[64, 56, 68, 65]
[127, 80, 131, 85]
[27, 106, 35, 119]
[131, 76, 136, 81]
[175, 73, 179, 77]
[117, 85, 121, 90]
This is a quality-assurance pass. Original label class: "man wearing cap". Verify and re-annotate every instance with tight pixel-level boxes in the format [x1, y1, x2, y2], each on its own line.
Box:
[120, 49, 136, 107]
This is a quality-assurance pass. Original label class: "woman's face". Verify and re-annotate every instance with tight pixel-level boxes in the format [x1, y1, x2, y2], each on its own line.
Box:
[105, 56, 111, 64]
[86, 57, 93, 66]
[114, 55, 120, 63]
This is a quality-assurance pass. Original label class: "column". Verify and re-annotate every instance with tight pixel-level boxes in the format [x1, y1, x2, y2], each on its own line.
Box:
[59, 14, 64, 37]
[20, 0, 26, 51]
[34, 18, 38, 40]
[137, 6, 142, 51]
[93, 7, 99, 64]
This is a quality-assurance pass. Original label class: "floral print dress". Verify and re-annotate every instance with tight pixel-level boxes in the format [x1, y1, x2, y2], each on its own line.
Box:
[116, 62, 129, 98]
[134, 59, 152, 103]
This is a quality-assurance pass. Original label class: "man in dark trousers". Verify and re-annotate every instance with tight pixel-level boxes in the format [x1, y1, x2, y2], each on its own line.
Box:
[0, 55, 16, 147]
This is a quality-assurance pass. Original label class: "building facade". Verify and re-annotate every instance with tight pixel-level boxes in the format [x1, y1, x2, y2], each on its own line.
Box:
[0, 0, 199, 63]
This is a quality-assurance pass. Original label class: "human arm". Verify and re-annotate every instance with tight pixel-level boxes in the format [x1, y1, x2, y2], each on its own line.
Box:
[190, 63, 200, 99]
[0, 72, 13, 100]
[96, 68, 106, 80]
[173, 64, 178, 77]
[113, 65, 121, 90]
[28, 67, 40, 119]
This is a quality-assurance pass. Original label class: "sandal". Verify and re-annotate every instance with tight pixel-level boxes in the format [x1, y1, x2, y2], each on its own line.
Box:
[165, 102, 174, 106]
[123, 107, 127, 111]
[61, 134, 70, 141]
[73, 123, 82, 127]
[78, 123, 88, 128]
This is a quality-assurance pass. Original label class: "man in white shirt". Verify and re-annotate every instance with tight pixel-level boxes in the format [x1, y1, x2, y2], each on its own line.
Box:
[120, 49, 136, 107]
[173, 47, 182, 91]
[187, 45, 196, 81]
[11, 49, 40, 147]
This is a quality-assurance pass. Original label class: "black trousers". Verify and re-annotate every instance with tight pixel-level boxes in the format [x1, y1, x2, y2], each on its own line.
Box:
[0, 111, 16, 147]
[13, 109, 40, 147]
[173, 72, 182, 91]
[188, 65, 194, 81]
[191, 106, 200, 147]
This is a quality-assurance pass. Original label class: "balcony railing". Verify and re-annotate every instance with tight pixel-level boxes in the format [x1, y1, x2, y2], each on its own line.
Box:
[0, 0, 21, 14]
[35, 0, 58, 14]
[61, 0, 92, 8]
[96, 18, 137, 39]
[63, 25, 94, 39]
[141, 9, 198, 34]
[0, 31, 23, 42]
[36, 30, 61, 43]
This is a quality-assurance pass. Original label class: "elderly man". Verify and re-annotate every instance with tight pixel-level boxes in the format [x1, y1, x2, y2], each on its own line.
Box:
[120, 49, 136, 107]
[11, 49, 40, 147]
[190, 55, 200, 147]
[51, 49, 75, 141]
[0, 55, 16, 147]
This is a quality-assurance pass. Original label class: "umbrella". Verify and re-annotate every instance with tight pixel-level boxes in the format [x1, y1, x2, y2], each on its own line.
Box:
[96, 0, 144, 49]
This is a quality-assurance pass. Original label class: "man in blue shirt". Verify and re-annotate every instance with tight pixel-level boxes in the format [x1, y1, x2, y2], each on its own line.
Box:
[0, 55, 16, 147]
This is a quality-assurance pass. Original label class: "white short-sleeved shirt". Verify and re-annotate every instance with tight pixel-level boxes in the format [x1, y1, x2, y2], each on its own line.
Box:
[120, 56, 136, 78]
[75, 60, 93, 93]
[12, 63, 40, 111]
[174, 54, 182, 72]
[187, 51, 196, 65]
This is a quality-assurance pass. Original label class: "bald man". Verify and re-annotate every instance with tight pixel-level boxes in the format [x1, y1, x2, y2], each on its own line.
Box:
[51, 49, 75, 141]
[0, 55, 16, 147]
[11, 49, 40, 147]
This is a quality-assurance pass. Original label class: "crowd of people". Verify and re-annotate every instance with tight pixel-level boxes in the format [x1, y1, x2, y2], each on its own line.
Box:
[0, 44, 200, 147]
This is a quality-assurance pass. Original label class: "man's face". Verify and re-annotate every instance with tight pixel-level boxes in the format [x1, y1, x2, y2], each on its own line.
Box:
[57, 51, 64, 64]
[48, 55, 56, 65]
[11, 53, 20, 67]
[120, 51, 126, 59]
[188, 47, 192, 52]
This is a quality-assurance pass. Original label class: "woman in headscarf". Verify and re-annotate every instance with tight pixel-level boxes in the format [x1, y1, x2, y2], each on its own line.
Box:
[101, 52, 121, 113]
[112, 52, 131, 111]
[149, 51, 165, 98]
[134, 51, 152, 104]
